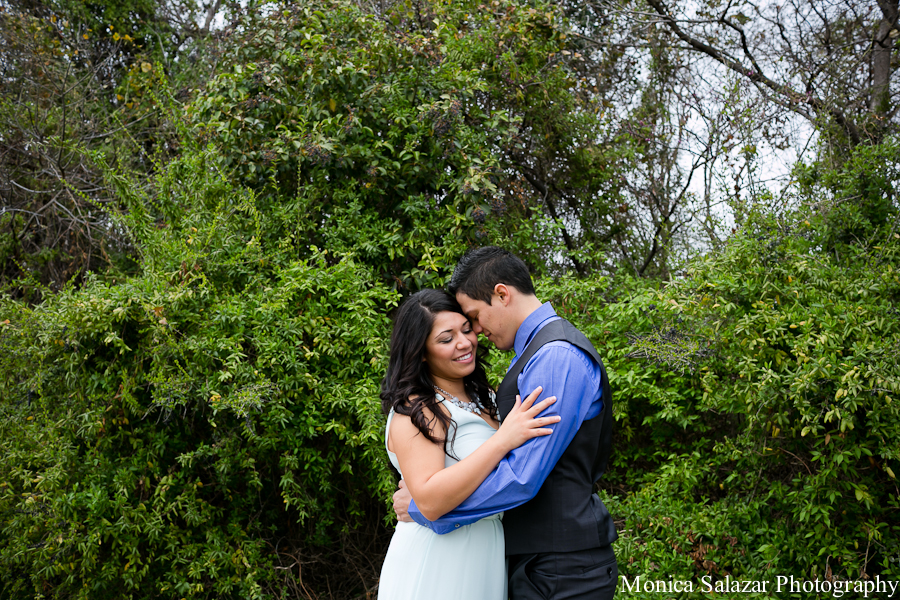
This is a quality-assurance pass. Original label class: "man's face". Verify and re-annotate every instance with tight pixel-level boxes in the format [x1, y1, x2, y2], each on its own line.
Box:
[456, 290, 516, 352]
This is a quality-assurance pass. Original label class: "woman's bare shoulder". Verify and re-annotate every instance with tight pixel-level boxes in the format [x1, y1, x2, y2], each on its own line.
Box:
[389, 396, 448, 439]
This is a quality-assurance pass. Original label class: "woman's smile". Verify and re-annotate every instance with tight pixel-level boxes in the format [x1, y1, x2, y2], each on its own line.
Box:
[424, 311, 479, 383]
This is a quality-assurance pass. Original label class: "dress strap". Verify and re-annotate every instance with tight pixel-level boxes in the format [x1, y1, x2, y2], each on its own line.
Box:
[385, 409, 396, 455]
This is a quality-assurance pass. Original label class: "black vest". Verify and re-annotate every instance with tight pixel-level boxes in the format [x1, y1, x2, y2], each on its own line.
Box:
[496, 318, 617, 555]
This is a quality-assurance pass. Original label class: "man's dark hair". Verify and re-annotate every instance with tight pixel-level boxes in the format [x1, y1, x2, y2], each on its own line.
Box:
[448, 246, 535, 304]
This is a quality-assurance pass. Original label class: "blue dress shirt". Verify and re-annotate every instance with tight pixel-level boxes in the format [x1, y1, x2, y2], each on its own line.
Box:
[408, 302, 604, 534]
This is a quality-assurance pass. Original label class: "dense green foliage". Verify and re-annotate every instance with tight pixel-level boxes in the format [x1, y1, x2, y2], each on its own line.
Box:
[186, 0, 612, 282]
[0, 143, 398, 596]
[1, 0, 898, 598]
[0, 0, 594, 595]
[594, 140, 900, 595]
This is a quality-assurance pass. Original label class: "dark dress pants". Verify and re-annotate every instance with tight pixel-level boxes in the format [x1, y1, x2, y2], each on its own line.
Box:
[508, 545, 617, 600]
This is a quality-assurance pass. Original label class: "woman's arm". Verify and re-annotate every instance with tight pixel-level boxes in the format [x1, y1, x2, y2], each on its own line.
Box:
[388, 387, 558, 521]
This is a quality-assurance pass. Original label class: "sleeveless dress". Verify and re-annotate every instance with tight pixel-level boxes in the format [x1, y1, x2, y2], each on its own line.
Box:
[378, 398, 506, 599]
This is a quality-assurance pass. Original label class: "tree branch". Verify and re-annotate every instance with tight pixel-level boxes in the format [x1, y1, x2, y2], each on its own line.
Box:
[203, 0, 223, 33]
[519, 168, 585, 275]
[645, 0, 862, 145]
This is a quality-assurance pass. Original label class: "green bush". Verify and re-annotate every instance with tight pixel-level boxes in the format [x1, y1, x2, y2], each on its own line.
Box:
[0, 0, 584, 594]
[589, 190, 900, 595]
[187, 0, 610, 283]
[0, 139, 400, 597]
[2, 1, 897, 597]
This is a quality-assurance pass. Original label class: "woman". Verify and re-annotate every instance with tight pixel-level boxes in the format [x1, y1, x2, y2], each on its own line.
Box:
[378, 289, 558, 599]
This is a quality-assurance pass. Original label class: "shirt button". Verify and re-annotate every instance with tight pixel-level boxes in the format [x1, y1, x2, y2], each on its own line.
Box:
[454, 524, 460, 528]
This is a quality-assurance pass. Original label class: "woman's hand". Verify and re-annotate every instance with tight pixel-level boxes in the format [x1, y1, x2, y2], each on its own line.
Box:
[493, 386, 559, 453]
[389, 386, 559, 521]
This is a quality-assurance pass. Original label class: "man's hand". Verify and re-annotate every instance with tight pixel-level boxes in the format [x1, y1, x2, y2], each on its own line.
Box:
[392, 479, 414, 523]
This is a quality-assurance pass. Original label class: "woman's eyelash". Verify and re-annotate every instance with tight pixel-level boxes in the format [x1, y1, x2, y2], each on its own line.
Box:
[439, 328, 471, 342]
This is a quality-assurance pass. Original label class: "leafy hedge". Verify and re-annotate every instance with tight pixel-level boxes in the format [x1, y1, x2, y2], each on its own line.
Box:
[0, 141, 400, 597]
[0, 0, 587, 594]
[578, 142, 900, 597]
[186, 0, 598, 286]
[3, 132, 899, 600]
[1, 0, 897, 597]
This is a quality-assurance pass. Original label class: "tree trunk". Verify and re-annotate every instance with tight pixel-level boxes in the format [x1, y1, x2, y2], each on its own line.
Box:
[872, 1, 899, 114]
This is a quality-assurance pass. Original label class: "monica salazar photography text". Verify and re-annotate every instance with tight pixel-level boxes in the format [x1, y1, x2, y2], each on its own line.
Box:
[620, 574, 899, 597]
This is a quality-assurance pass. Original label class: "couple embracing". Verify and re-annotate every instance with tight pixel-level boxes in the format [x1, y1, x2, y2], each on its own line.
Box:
[379, 247, 619, 599]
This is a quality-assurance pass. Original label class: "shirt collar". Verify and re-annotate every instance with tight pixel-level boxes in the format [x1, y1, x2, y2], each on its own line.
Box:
[513, 302, 557, 358]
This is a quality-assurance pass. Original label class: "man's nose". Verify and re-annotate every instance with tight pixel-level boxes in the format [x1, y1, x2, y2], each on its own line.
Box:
[471, 321, 483, 334]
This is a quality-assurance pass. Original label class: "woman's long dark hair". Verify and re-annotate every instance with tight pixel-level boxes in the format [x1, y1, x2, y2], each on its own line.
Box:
[380, 289, 496, 455]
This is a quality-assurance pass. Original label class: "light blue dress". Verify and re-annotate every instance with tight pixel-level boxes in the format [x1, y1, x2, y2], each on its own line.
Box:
[378, 398, 506, 599]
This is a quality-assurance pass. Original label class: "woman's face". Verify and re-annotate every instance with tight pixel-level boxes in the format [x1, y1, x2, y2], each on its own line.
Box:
[423, 311, 478, 383]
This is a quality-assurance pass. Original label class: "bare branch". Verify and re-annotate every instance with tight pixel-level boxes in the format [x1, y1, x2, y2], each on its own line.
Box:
[645, 0, 864, 145]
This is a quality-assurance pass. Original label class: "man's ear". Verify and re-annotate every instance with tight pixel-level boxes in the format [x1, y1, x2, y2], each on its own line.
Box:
[493, 283, 512, 306]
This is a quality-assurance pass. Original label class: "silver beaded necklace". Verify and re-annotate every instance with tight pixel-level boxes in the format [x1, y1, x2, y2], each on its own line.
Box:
[433, 385, 485, 415]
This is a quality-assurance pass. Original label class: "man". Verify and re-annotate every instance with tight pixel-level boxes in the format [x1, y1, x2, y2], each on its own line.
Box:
[393, 246, 618, 599]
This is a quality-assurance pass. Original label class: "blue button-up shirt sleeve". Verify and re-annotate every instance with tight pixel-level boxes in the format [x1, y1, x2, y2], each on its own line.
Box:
[407, 339, 604, 534]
